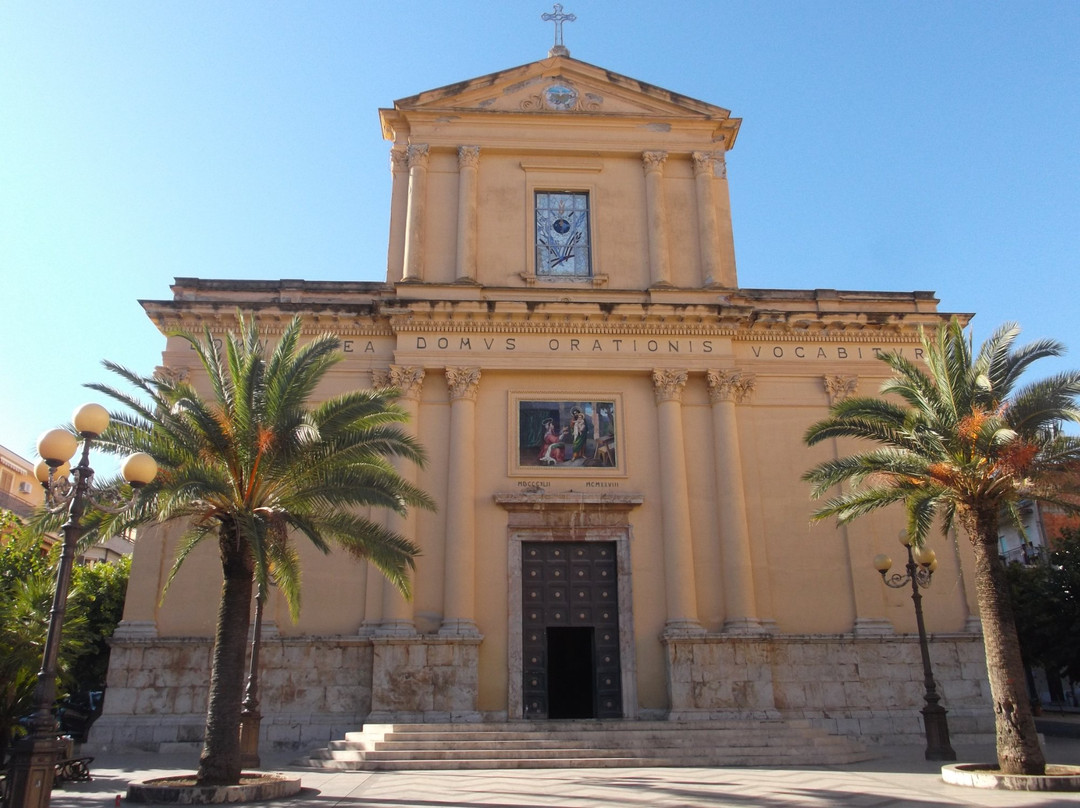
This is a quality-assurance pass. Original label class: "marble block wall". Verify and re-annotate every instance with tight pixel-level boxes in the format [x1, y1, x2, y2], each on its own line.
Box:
[367, 635, 482, 722]
[91, 636, 374, 752]
[664, 633, 995, 744]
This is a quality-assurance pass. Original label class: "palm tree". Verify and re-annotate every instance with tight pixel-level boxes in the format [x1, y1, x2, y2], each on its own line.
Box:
[86, 314, 433, 785]
[804, 318, 1080, 776]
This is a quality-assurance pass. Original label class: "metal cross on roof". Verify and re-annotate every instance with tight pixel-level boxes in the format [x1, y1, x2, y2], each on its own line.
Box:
[541, 4, 576, 57]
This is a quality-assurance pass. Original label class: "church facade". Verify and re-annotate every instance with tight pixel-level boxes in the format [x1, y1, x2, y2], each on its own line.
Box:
[94, 52, 994, 752]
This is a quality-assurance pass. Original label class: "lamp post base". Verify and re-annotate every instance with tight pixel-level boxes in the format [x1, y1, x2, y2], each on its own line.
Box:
[4, 735, 67, 808]
[239, 709, 262, 769]
[922, 702, 957, 761]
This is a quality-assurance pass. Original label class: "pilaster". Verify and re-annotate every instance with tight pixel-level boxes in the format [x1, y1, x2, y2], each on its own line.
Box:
[821, 374, 893, 636]
[387, 146, 409, 282]
[440, 367, 482, 638]
[402, 144, 429, 282]
[374, 366, 426, 636]
[652, 369, 703, 636]
[706, 369, 768, 635]
[455, 146, 480, 283]
[642, 150, 672, 288]
[692, 151, 722, 287]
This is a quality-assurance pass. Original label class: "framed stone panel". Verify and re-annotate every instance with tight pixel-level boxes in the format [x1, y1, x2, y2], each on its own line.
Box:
[510, 393, 624, 477]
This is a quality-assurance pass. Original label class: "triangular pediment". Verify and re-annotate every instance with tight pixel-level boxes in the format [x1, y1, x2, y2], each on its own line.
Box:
[386, 55, 738, 132]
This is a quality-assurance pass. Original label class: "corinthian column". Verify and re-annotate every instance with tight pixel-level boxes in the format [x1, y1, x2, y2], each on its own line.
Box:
[456, 146, 480, 283]
[440, 366, 482, 637]
[707, 370, 766, 634]
[692, 151, 722, 287]
[642, 151, 672, 287]
[387, 146, 409, 281]
[402, 144, 430, 282]
[374, 366, 425, 636]
[652, 369, 703, 635]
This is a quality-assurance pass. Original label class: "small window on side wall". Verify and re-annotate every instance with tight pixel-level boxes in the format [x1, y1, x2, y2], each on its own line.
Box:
[535, 191, 591, 277]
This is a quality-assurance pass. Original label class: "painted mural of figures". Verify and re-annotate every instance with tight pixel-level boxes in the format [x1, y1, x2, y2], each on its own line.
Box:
[537, 417, 566, 464]
[570, 407, 587, 460]
[519, 399, 617, 470]
[594, 403, 615, 465]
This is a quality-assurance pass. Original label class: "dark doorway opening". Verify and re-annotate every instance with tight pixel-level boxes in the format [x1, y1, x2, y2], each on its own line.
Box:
[547, 626, 596, 719]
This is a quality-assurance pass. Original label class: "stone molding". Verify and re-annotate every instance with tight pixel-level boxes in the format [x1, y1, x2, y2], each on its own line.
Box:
[652, 368, 688, 403]
[457, 145, 480, 169]
[406, 143, 429, 169]
[445, 366, 481, 401]
[153, 365, 189, 384]
[373, 365, 425, 400]
[823, 374, 859, 404]
[389, 146, 408, 172]
[519, 92, 603, 113]
[691, 150, 726, 179]
[706, 369, 755, 404]
[692, 151, 715, 177]
[641, 150, 667, 173]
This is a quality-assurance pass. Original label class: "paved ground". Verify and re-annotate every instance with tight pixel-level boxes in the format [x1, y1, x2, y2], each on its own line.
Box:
[46, 735, 1080, 808]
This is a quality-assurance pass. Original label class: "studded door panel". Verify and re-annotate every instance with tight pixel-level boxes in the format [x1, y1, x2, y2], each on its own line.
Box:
[521, 541, 622, 719]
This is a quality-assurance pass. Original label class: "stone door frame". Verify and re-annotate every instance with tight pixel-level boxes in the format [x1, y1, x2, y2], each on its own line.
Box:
[495, 492, 642, 720]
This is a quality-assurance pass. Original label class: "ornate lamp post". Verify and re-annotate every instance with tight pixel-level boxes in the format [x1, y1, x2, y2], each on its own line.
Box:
[874, 532, 957, 761]
[5, 404, 156, 808]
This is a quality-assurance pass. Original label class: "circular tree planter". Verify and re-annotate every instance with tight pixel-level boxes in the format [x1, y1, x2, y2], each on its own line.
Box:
[127, 773, 302, 804]
[942, 763, 1080, 792]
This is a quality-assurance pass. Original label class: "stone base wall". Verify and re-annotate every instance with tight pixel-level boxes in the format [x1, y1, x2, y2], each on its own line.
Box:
[664, 632, 995, 744]
[91, 636, 374, 753]
[368, 635, 482, 721]
[92, 630, 995, 753]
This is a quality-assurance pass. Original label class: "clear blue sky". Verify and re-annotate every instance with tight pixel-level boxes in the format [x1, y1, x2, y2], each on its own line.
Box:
[2, 1, 1078, 467]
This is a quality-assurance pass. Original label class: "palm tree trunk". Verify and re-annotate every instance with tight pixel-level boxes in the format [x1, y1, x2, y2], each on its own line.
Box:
[961, 508, 1045, 775]
[197, 522, 254, 785]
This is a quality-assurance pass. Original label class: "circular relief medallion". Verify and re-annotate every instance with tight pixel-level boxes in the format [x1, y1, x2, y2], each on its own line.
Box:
[545, 84, 577, 110]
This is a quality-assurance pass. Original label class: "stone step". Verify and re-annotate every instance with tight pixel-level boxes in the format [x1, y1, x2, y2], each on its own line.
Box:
[302, 749, 874, 772]
[327, 734, 853, 753]
[298, 720, 874, 771]
[356, 719, 817, 733]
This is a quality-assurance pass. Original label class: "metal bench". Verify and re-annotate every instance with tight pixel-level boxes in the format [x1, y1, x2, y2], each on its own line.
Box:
[55, 755, 94, 784]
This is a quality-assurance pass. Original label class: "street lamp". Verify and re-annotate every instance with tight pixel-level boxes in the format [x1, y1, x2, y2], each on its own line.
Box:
[874, 531, 957, 761]
[5, 404, 156, 808]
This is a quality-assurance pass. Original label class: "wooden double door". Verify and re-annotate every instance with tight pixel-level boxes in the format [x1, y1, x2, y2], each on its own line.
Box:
[521, 541, 623, 719]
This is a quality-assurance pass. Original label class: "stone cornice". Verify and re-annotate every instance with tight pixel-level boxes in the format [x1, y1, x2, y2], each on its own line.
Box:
[143, 281, 966, 344]
[143, 302, 943, 344]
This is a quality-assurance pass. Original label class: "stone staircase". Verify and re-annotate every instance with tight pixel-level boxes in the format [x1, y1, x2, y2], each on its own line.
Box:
[296, 719, 875, 771]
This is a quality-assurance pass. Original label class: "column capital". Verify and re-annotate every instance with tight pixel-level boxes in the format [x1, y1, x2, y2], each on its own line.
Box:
[154, 365, 189, 384]
[823, 374, 859, 404]
[707, 369, 755, 404]
[407, 143, 430, 169]
[692, 151, 715, 177]
[374, 365, 426, 400]
[389, 146, 409, 173]
[446, 367, 482, 401]
[458, 145, 480, 169]
[652, 369, 688, 403]
[642, 150, 667, 174]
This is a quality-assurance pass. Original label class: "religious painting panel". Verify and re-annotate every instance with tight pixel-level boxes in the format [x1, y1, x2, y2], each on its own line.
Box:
[510, 394, 623, 476]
